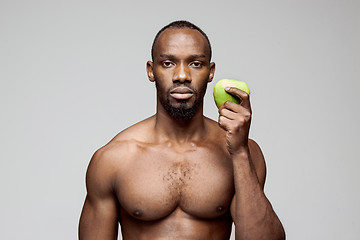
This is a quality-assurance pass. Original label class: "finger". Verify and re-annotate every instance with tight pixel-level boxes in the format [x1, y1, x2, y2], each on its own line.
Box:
[222, 100, 252, 116]
[218, 100, 243, 113]
[218, 115, 234, 132]
[218, 107, 238, 120]
[225, 87, 251, 110]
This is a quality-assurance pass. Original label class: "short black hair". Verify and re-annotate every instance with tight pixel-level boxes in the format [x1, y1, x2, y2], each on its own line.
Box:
[151, 20, 212, 61]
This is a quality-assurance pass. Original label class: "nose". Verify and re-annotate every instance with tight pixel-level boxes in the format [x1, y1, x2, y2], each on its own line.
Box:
[173, 63, 191, 83]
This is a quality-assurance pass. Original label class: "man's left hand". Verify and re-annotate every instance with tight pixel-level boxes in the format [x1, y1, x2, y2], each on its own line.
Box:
[218, 87, 252, 155]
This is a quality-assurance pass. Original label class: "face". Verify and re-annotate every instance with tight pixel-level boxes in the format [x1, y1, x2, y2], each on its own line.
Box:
[147, 28, 215, 120]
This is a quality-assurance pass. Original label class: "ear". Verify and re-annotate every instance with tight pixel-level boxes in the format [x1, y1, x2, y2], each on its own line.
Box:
[146, 61, 155, 82]
[208, 62, 215, 83]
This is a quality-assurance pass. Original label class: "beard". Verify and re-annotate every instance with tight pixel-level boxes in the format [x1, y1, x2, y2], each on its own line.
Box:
[156, 82, 207, 120]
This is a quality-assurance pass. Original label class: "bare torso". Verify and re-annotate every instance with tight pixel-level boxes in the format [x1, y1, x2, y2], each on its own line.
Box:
[103, 116, 234, 239]
[80, 25, 285, 240]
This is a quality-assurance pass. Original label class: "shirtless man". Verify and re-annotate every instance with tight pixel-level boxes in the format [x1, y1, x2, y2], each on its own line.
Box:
[79, 20, 285, 240]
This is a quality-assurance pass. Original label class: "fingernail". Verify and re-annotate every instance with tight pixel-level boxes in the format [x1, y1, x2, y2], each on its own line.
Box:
[225, 87, 231, 91]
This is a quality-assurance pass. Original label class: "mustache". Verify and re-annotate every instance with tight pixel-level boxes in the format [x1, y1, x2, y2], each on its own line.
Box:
[167, 83, 198, 94]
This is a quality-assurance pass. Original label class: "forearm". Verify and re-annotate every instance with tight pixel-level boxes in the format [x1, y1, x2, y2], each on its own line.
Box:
[232, 147, 285, 240]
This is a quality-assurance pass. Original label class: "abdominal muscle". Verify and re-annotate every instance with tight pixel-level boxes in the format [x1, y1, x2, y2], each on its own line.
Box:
[119, 207, 232, 240]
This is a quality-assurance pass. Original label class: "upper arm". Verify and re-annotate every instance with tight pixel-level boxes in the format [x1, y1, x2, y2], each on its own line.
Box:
[79, 148, 119, 240]
[248, 139, 267, 189]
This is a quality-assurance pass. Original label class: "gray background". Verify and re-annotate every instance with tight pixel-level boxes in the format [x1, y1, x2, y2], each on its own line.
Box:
[1, 0, 359, 239]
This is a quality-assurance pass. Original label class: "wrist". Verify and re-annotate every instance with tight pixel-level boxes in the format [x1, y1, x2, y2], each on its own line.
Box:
[230, 145, 250, 158]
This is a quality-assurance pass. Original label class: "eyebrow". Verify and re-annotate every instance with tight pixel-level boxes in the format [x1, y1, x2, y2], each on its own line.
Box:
[190, 54, 207, 58]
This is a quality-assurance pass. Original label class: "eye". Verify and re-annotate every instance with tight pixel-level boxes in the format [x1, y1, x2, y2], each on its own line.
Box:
[162, 61, 174, 68]
[190, 61, 202, 68]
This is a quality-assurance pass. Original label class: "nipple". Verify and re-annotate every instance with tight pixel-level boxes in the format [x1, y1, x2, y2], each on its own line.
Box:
[217, 205, 224, 212]
[133, 209, 143, 217]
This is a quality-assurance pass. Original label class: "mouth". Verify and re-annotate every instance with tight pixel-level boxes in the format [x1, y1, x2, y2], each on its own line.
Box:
[169, 87, 194, 100]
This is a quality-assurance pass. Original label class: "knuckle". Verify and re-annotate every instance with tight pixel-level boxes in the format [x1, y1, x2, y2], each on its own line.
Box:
[242, 92, 249, 98]
[219, 115, 226, 124]
[237, 118, 246, 126]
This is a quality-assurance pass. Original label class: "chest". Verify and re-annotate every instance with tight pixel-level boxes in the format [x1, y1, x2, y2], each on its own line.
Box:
[115, 146, 234, 221]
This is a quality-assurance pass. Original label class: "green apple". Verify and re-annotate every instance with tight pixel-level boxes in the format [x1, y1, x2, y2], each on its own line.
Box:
[213, 79, 250, 109]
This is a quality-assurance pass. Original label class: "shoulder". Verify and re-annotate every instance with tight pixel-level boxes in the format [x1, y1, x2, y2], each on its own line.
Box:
[88, 116, 155, 170]
[98, 115, 156, 159]
[86, 116, 156, 194]
[85, 141, 129, 196]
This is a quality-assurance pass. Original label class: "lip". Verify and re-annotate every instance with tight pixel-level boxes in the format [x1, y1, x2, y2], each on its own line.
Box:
[170, 87, 194, 100]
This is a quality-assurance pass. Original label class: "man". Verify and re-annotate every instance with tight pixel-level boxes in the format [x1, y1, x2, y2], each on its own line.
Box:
[79, 20, 285, 240]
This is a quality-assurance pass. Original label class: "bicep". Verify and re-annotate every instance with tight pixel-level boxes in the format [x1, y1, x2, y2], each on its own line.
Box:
[230, 139, 267, 219]
[248, 139, 267, 189]
[79, 149, 120, 239]
[79, 195, 119, 240]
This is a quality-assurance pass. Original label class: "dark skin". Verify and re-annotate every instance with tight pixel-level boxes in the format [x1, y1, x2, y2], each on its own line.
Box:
[79, 28, 285, 240]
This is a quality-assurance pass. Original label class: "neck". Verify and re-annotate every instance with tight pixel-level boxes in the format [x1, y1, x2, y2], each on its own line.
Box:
[154, 102, 207, 143]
